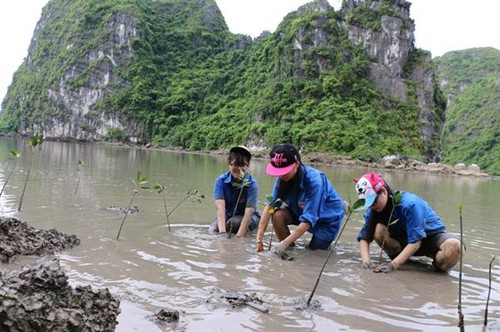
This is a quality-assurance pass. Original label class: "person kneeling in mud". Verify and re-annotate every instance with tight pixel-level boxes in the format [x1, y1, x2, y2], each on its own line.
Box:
[255, 143, 345, 258]
[209, 146, 260, 237]
[354, 172, 465, 273]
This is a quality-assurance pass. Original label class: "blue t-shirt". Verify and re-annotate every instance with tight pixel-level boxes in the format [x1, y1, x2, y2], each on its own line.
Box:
[213, 172, 260, 220]
[357, 191, 446, 244]
[270, 165, 344, 241]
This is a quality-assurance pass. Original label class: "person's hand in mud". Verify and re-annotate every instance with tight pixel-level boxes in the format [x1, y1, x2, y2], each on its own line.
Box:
[373, 262, 395, 273]
[256, 241, 264, 253]
[362, 260, 374, 270]
[271, 241, 294, 261]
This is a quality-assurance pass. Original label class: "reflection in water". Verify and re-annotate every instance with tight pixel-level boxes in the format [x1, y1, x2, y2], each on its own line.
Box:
[0, 138, 498, 331]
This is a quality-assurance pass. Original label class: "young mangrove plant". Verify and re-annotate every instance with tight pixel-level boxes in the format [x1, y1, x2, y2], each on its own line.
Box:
[18, 134, 44, 211]
[0, 150, 21, 198]
[457, 202, 465, 332]
[153, 185, 205, 232]
[153, 183, 170, 232]
[307, 198, 364, 307]
[74, 159, 85, 196]
[377, 191, 402, 265]
[228, 169, 249, 238]
[116, 171, 150, 240]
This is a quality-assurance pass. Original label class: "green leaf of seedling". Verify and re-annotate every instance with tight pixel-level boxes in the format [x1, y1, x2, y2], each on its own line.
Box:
[352, 198, 365, 211]
[76, 159, 85, 171]
[154, 183, 165, 193]
[457, 202, 462, 214]
[389, 218, 399, 226]
[8, 150, 20, 159]
[28, 133, 44, 148]
[135, 171, 148, 183]
[266, 194, 273, 204]
[394, 191, 403, 203]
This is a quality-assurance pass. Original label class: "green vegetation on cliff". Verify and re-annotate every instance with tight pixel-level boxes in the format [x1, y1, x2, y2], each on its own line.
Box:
[435, 48, 500, 174]
[5, 0, 490, 171]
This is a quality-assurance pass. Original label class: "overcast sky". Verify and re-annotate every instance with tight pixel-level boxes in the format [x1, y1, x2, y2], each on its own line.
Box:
[1, 0, 499, 106]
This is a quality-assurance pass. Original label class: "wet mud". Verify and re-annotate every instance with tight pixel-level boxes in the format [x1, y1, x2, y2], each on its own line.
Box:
[0, 217, 80, 263]
[0, 217, 121, 331]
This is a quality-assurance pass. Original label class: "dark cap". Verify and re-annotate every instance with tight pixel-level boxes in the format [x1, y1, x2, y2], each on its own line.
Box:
[266, 143, 300, 176]
[229, 146, 251, 161]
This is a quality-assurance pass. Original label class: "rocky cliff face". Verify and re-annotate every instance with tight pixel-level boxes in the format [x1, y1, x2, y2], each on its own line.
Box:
[341, 0, 442, 160]
[40, 11, 139, 141]
[3, 0, 230, 143]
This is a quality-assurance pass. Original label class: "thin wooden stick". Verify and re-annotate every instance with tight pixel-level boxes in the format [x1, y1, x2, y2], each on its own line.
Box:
[457, 202, 465, 332]
[483, 255, 496, 330]
[306, 199, 363, 307]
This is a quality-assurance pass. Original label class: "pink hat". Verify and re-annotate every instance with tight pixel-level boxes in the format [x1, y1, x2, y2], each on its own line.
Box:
[266, 143, 300, 176]
[353, 173, 385, 208]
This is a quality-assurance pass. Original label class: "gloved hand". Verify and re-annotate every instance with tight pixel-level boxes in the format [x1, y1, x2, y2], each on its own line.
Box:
[271, 241, 288, 257]
[362, 261, 374, 270]
[256, 241, 264, 253]
[374, 262, 395, 273]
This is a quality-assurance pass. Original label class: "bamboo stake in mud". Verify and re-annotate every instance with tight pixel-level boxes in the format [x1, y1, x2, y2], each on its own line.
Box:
[267, 197, 281, 250]
[483, 255, 496, 330]
[307, 199, 363, 307]
[457, 202, 465, 332]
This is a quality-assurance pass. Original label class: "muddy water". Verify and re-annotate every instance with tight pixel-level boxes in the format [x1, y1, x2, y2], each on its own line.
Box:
[0, 138, 499, 331]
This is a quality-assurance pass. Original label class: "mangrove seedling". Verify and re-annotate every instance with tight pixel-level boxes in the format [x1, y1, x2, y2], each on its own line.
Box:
[307, 198, 364, 307]
[228, 169, 250, 238]
[457, 202, 465, 332]
[169, 189, 205, 218]
[153, 185, 205, 232]
[74, 159, 85, 196]
[116, 171, 150, 240]
[18, 134, 44, 211]
[377, 191, 402, 265]
[153, 183, 172, 232]
[0, 150, 21, 198]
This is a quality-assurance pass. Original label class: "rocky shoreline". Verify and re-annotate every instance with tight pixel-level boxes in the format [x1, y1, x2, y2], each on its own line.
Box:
[135, 142, 497, 178]
[0, 218, 121, 331]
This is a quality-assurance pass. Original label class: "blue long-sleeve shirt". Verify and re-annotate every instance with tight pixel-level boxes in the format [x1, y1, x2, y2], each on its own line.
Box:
[271, 165, 344, 241]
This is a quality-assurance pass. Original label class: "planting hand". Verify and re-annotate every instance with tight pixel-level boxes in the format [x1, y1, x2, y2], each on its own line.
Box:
[256, 241, 264, 252]
[271, 241, 295, 260]
[374, 262, 395, 273]
[362, 261, 374, 270]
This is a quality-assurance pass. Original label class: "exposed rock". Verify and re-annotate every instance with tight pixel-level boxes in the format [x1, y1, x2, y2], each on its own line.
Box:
[0, 259, 120, 331]
[106, 205, 140, 214]
[0, 218, 80, 263]
[153, 309, 180, 324]
[467, 164, 481, 174]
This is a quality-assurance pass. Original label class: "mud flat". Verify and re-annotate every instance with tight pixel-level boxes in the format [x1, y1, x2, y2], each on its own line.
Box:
[0, 217, 121, 331]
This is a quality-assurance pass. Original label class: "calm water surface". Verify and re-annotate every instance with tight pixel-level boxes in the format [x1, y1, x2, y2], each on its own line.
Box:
[0, 138, 499, 331]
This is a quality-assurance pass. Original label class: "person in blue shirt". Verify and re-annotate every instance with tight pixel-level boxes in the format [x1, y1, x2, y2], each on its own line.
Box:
[354, 172, 464, 273]
[255, 143, 345, 257]
[209, 146, 260, 237]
